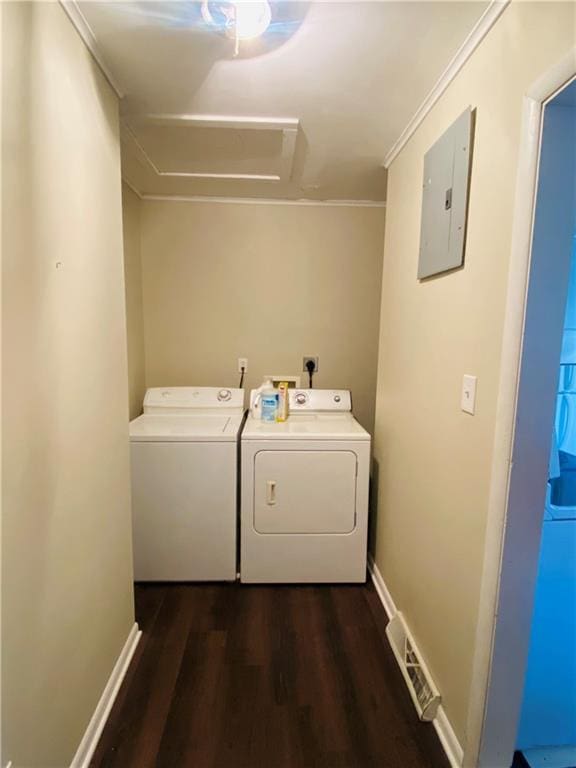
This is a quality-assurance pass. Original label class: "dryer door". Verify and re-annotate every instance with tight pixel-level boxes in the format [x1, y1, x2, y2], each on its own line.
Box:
[254, 450, 357, 534]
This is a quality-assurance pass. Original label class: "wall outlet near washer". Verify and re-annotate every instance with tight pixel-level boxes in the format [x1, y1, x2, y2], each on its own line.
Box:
[238, 358, 248, 373]
[303, 356, 319, 372]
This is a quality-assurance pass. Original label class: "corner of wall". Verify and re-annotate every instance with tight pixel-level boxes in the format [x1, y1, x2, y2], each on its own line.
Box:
[122, 182, 147, 420]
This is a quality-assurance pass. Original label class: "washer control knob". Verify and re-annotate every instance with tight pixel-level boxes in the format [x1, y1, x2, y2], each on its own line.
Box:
[295, 392, 307, 405]
[334, 395, 341, 403]
[217, 389, 232, 402]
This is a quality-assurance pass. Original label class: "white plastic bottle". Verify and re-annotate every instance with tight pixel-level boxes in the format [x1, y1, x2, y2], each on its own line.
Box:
[259, 378, 278, 422]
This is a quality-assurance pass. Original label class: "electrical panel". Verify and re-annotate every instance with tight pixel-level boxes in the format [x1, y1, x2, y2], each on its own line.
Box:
[418, 107, 474, 279]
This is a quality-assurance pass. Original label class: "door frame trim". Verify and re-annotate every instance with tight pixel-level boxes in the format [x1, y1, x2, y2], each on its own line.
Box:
[464, 48, 576, 768]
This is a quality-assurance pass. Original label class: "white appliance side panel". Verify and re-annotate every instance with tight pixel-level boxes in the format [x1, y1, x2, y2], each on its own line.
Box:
[254, 450, 357, 534]
[131, 442, 237, 580]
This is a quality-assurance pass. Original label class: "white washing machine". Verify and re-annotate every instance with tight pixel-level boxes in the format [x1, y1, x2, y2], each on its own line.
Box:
[240, 389, 370, 583]
[129, 386, 244, 581]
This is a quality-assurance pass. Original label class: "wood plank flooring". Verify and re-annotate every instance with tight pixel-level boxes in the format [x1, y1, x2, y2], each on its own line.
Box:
[91, 582, 450, 768]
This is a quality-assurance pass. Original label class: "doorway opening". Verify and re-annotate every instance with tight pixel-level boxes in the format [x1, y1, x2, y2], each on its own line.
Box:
[513, 79, 576, 768]
[467, 54, 576, 768]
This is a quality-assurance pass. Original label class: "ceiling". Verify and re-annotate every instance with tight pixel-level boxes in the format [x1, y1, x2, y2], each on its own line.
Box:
[77, 1, 490, 202]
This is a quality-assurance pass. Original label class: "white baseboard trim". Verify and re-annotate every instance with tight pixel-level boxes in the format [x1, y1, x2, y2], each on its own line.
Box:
[70, 623, 141, 768]
[367, 554, 396, 620]
[367, 555, 464, 768]
[433, 706, 465, 768]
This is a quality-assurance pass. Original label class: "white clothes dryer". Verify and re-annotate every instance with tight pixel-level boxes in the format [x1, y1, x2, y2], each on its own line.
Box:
[240, 389, 370, 583]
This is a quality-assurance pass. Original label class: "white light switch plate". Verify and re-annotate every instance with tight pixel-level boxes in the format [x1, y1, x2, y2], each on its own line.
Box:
[461, 374, 477, 415]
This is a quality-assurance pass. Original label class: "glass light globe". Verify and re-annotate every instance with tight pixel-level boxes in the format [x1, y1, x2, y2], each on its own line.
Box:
[201, 1, 272, 41]
[232, 1, 272, 40]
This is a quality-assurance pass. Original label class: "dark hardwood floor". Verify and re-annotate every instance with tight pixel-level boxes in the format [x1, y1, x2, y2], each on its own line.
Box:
[91, 581, 450, 768]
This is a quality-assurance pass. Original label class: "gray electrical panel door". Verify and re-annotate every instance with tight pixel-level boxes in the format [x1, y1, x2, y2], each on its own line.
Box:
[418, 107, 473, 279]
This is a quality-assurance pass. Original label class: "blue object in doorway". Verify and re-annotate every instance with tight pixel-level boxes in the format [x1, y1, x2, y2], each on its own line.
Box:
[522, 745, 576, 768]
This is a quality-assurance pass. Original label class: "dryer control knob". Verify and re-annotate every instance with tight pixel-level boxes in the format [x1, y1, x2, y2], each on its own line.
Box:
[295, 392, 307, 405]
[334, 395, 341, 403]
[218, 389, 232, 402]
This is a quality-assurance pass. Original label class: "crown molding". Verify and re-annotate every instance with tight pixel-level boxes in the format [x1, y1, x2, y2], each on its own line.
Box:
[59, 1, 124, 99]
[121, 177, 386, 207]
[133, 191, 386, 208]
[383, 0, 510, 169]
[121, 178, 144, 200]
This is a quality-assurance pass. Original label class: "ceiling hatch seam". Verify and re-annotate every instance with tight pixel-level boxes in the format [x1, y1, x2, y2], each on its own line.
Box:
[122, 115, 300, 183]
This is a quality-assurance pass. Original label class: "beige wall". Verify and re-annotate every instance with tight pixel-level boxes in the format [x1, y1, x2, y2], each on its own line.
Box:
[2, 4, 135, 766]
[372, 0, 576, 749]
[122, 184, 146, 420]
[139, 201, 385, 432]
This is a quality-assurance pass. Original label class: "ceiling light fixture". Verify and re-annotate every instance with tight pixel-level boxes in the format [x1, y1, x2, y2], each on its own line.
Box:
[201, 0, 272, 55]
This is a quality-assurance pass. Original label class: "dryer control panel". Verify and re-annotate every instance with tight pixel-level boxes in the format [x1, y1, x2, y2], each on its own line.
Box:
[289, 389, 351, 412]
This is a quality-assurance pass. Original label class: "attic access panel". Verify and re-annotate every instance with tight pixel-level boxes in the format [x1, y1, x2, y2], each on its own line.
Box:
[418, 107, 473, 279]
[123, 115, 300, 183]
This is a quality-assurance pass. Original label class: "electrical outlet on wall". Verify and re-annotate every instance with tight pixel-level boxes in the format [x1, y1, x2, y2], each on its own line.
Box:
[238, 358, 248, 373]
[303, 356, 319, 372]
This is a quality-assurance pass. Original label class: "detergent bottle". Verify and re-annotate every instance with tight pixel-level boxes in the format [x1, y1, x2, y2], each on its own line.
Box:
[252, 378, 278, 422]
[260, 379, 278, 422]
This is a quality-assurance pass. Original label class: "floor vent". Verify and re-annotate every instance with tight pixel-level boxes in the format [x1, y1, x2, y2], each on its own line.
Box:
[385, 612, 441, 721]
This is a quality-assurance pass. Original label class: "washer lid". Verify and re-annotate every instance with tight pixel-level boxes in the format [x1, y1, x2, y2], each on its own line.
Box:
[241, 413, 370, 441]
[130, 413, 244, 442]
